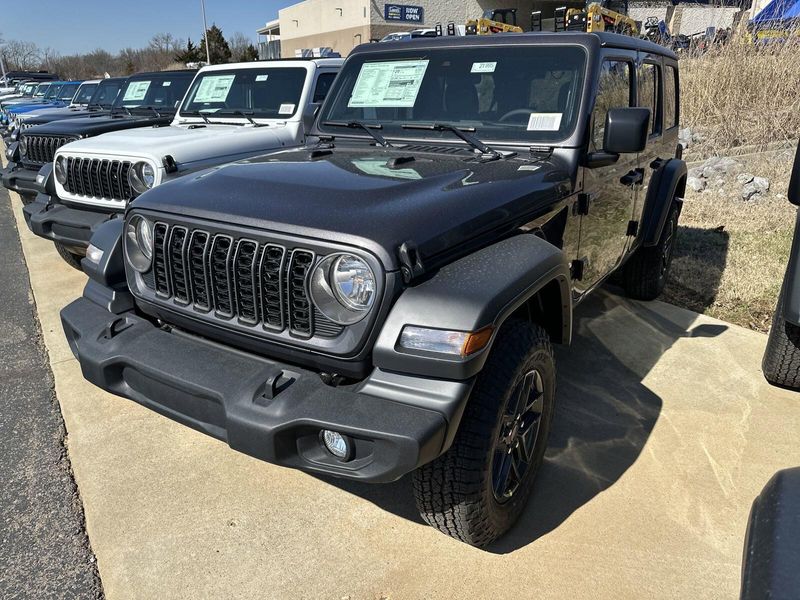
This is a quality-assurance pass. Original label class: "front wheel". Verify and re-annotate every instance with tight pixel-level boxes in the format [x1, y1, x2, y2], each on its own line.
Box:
[412, 320, 556, 547]
[54, 242, 84, 271]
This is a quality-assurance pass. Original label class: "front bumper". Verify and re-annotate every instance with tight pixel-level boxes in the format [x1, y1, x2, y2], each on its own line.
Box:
[23, 193, 117, 252]
[0, 161, 40, 196]
[61, 296, 471, 482]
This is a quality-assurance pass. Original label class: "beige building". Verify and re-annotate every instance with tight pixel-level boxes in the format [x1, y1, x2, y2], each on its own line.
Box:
[258, 0, 577, 58]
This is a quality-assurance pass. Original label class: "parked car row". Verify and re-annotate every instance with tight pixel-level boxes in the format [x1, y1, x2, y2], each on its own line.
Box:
[2, 32, 690, 547]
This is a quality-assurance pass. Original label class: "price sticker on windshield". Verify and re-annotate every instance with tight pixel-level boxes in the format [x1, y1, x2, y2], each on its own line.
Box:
[527, 112, 563, 131]
[471, 62, 497, 73]
[123, 81, 151, 101]
[348, 60, 429, 108]
[194, 74, 236, 103]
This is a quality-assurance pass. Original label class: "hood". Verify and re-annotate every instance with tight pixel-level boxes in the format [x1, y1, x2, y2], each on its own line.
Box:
[133, 144, 573, 271]
[60, 123, 289, 164]
[26, 113, 173, 137]
[22, 108, 109, 127]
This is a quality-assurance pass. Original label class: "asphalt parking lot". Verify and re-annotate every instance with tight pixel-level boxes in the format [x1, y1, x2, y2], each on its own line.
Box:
[5, 184, 800, 599]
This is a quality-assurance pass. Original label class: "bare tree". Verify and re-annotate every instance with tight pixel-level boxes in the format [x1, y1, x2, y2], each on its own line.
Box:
[228, 32, 257, 62]
[4, 40, 42, 70]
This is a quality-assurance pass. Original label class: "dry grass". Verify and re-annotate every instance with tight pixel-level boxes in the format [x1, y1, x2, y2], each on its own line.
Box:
[662, 150, 796, 331]
[681, 38, 800, 155]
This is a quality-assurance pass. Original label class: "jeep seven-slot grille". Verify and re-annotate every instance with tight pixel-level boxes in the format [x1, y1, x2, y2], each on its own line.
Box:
[63, 157, 133, 202]
[22, 135, 75, 166]
[144, 223, 343, 338]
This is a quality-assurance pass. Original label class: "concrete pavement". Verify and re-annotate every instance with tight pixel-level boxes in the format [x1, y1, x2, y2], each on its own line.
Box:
[8, 188, 800, 599]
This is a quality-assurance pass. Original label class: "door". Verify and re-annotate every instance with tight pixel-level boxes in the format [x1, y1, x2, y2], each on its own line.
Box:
[576, 58, 638, 293]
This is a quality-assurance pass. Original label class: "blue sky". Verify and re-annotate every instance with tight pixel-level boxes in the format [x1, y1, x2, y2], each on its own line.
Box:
[1, 0, 294, 54]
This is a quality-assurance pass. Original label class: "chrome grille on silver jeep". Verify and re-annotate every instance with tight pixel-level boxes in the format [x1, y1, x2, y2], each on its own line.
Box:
[22, 135, 75, 166]
[143, 222, 343, 339]
[63, 157, 133, 202]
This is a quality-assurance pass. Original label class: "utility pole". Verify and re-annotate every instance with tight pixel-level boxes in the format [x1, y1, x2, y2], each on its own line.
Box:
[201, 0, 212, 65]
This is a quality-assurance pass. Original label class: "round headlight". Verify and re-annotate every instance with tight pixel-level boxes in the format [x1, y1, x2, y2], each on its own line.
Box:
[54, 156, 67, 184]
[128, 161, 156, 196]
[309, 253, 376, 325]
[125, 215, 154, 273]
[18, 135, 27, 156]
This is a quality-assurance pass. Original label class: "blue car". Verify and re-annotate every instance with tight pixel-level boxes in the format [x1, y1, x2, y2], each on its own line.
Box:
[1, 82, 80, 126]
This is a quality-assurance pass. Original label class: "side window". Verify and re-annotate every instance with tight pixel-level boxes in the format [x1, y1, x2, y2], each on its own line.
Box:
[313, 72, 337, 103]
[638, 62, 661, 136]
[663, 65, 678, 130]
[592, 60, 632, 151]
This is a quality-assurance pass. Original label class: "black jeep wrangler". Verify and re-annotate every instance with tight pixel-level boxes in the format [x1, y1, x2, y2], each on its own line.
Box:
[1, 69, 194, 210]
[61, 33, 685, 546]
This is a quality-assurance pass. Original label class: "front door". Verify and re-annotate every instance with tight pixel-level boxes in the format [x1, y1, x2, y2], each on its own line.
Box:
[575, 57, 638, 294]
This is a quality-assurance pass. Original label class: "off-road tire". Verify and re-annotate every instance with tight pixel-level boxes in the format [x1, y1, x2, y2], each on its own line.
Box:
[54, 242, 83, 271]
[763, 289, 800, 389]
[412, 320, 556, 547]
[19, 192, 36, 206]
[623, 202, 679, 301]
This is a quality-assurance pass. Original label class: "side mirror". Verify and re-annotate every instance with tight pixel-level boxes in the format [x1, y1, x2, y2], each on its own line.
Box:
[303, 102, 321, 132]
[604, 107, 650, 154]
[788, 139, 800, 205]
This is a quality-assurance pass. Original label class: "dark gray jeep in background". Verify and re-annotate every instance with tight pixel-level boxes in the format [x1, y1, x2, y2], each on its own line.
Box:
[61, 32, 686, 546]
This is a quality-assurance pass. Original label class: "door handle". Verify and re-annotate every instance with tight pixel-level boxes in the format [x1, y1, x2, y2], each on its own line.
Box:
[620, 168, 644, 186]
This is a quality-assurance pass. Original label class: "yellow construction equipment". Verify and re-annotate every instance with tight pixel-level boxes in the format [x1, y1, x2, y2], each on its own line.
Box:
[465, 8, 524, 35]
[557, 0, 639, 35]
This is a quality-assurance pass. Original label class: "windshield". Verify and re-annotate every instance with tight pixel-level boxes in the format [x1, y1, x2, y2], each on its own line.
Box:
[58, 83, 79, 101]
[43, 84, 63, 100]
[90, 80, 123, 107]
[113, 72, 195, 112]
[319, 45, 586, 144]
[34, 84, 50, 97]
[179, 67, 308, 119]
[72, 83, 97, 104]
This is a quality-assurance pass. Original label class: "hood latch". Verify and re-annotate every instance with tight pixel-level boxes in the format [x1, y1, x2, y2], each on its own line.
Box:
[398, 241, 425, 284]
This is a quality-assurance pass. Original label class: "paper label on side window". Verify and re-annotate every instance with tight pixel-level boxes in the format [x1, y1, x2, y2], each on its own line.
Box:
[471, 62, 497, 73]
[279, 103, 295, 115]
[255, 74, 269, 82]
[348, 60, 429, 108]
[527, 112, 563, 131]
[194, 74, 236, 103]
[123, 81, 151, 101]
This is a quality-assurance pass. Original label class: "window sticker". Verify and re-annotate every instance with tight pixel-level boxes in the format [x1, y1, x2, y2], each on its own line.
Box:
[279, 103, 296, 115]
[527, 112, 563, 131]
[194, 74, 236, 103]
[471, 62, 497, 74]
[162, 81, 171, 86]
[348, 60, 429, 108]
[123, 81, 151, 101]
[255, 74, 269, 82]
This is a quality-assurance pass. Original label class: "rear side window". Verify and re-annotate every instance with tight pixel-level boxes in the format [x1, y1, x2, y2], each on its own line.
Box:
[591, 60, 632, 151]
[638, 63, 661, 135]
[663, 65, 678, 130]
[313, 72, 337, 103]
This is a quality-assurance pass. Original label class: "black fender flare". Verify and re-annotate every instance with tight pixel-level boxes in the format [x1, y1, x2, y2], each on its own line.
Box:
[373, 234, 572, 380]
[641, 158, 687, 247]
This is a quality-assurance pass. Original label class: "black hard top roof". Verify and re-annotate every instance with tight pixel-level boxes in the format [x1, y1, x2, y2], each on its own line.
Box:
[352, 31, 678, 61]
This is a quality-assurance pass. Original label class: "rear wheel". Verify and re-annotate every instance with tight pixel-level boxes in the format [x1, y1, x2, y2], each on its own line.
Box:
[763, 288, 800, 389]
[623, 202, 679, 301]
[412, 320, 556, 547]
[54, 242, 83, 271]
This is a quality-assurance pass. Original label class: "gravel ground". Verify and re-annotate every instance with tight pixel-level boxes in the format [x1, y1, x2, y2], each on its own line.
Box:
[0, 188, 103, 599]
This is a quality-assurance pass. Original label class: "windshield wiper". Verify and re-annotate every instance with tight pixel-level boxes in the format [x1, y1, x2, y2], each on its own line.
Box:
[402, 123, 501, 158]
[182, 110, 210, 124]
[218, 110, 263, 126]
[142, 106, 162, 118]
[323, 120, 393, 148]
[112, 106, 132, 116]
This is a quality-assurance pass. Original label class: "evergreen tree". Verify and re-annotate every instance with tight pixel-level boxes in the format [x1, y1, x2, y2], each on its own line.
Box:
[240, 44, 259, 62]
[175, 38, 201, 64]
[199, 25, 232, 65]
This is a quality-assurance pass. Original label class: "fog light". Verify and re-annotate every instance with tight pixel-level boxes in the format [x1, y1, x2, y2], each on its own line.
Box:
[321, 430, 351, 460]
